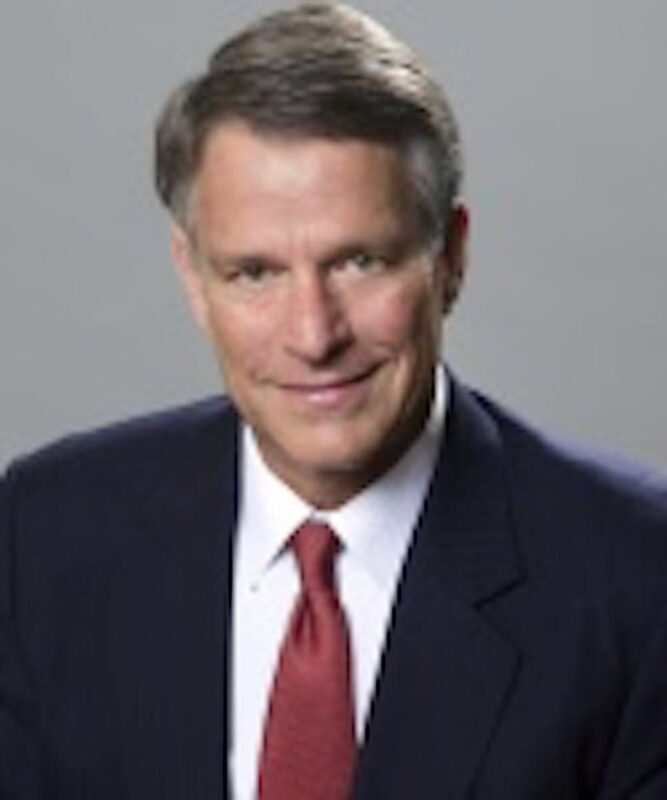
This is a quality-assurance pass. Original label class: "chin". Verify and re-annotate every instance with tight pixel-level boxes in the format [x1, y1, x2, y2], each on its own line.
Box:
[293, 428, 397, 480]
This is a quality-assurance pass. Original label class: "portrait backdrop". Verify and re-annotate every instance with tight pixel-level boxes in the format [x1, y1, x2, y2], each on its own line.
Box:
[2, 0, 665, 468]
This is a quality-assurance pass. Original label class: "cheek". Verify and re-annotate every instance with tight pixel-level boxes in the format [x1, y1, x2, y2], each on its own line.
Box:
[206, 301, 273, 378]
[353, 280, 435, 351]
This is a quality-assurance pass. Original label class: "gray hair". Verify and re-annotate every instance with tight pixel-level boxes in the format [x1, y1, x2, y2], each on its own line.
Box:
[154, 3, 463, 241]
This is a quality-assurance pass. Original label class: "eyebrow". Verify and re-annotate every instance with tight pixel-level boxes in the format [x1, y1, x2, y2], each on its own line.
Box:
[203, 232, 417, 273]
[209, 253, 281, 272]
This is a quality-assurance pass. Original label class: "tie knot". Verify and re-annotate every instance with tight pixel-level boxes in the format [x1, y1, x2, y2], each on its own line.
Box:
[291, 521, 339, 593]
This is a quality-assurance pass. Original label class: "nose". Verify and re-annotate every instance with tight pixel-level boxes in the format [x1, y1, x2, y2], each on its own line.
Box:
[284, 269, 352, 364]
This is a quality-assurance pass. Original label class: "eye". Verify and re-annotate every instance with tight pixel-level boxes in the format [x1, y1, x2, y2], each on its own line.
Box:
[344, 251, 386, 273]
[231, 258, 271, 284]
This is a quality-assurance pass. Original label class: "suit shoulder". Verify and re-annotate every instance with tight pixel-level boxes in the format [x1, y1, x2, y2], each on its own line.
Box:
[474, 390, 667, 517]
[1, 397, 240, 587]
[3, 396, 238, 493]
[448, 386, 667, 668]
[470, 390, 667, 602]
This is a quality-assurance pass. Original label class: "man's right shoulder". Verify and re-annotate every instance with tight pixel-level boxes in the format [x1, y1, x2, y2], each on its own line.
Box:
[1, 396, 241, 587]
[2, 395, 239, 492]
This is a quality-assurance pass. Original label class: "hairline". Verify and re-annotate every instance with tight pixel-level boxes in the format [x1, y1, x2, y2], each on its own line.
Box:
[174, 117, 453, 253]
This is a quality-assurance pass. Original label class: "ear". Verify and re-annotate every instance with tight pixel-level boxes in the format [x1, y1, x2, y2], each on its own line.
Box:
[440, 201, 469, 315]
[169, 222, 213, 336]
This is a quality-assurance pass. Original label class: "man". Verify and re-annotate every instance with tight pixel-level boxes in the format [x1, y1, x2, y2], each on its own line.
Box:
[1, 3, 666, 798]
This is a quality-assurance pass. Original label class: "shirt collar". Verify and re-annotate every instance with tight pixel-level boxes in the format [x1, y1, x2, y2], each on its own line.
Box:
[238, 367, 448, 592]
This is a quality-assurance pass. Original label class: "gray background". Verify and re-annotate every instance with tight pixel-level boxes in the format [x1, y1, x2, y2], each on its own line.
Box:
[2, 1, 665, 469]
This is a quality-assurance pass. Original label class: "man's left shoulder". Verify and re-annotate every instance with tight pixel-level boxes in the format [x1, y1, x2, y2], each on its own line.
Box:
[474, 388, 666, 517]
[469, 386, 667, 587]
[454, 386, 667, 681]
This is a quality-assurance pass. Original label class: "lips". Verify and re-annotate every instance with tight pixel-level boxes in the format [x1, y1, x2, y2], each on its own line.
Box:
[277, 366, 379, 410]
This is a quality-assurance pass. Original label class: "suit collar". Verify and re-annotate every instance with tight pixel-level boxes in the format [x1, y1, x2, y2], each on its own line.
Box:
[419, 375, 522, 606]
[353, 377, 523, 799]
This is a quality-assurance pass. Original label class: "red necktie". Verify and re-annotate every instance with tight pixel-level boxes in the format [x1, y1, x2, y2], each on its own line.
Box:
[258, 521, 356, 800]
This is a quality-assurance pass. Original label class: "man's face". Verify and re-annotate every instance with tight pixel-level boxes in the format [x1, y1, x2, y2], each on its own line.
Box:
[172, 122, 466, 507]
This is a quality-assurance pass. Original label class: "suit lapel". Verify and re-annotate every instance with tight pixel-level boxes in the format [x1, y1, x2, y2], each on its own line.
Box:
[353, 380, 523, 799]
[107, 401, 239, 797]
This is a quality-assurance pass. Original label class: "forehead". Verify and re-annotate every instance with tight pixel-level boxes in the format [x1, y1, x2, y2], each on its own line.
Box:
[190, 121, 417, 240]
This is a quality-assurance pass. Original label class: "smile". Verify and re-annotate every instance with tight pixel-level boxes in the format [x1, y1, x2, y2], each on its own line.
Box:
[278, 368, 379, 409]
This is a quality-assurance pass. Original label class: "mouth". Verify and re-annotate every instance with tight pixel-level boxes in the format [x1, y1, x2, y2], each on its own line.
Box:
[278, 366, 379, 409]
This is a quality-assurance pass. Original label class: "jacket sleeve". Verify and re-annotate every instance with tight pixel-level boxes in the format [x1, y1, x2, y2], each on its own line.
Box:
[0, 466, 45, 797]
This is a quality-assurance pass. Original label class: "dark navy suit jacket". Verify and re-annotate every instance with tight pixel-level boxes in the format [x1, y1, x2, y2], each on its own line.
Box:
[2, 379, 667, 798]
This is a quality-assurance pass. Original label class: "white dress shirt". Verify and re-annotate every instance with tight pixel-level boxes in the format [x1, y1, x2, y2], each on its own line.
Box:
[230, 369, 448, 799]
